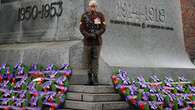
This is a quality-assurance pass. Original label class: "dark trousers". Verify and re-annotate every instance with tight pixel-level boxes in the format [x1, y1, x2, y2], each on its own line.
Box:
[84, 45, 101, 84]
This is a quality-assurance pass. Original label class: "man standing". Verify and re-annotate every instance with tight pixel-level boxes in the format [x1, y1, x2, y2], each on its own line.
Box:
[80, 0, 106, 85]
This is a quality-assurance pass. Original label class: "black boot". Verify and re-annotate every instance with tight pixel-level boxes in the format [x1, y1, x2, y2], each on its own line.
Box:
[87, 72, 94, 85]
[93, 73, 99, 85]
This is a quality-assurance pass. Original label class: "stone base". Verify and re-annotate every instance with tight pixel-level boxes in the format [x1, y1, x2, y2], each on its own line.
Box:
[0, 41, 194, 85]
[0, 41, 81, 65]
[65, 85, 129, 110]
[99, 59, 195, 84]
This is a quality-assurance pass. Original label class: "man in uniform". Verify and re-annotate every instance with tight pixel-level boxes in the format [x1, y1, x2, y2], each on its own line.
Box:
[80, 0, 106, 85]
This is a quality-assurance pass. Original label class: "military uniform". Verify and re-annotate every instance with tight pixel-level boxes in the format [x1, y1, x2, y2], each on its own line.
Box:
[80, 11, 106, 84]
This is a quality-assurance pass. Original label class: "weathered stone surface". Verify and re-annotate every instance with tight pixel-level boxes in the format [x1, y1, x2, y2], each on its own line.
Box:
[67, 92, 122, 102]
[65, 100, 129, 110]
[0, 41, 79, 65]
[89, 0, 195, 84]
[96, 0, 194, 68]
[69, 85, 115, 94]
[0, 0, 84, 43]
[69, 69, 88, 85]
[98, 59, 195, 84]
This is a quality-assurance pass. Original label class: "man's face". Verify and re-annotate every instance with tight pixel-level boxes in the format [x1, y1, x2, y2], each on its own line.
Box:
[89, 5, 97, 12]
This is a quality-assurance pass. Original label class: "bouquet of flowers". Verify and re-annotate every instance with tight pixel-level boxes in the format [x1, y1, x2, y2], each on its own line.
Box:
[111, 69, 195, 110]
[0, 64, 72, 110]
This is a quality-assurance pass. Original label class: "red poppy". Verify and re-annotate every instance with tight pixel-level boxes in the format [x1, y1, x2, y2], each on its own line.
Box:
[0, 75, 3, 82]
[120, 86, 127, 94]
[139, 102, 145, 110]
[131, 98, 137, 105]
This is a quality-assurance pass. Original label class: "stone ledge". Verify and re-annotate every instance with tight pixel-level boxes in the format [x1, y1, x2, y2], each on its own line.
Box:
[67, 92, 122, 102]
[69, 85, 116, 94]
[65, 100, 129, 110]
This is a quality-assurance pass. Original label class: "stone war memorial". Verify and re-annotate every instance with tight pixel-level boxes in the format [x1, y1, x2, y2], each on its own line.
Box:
[0, 0, 194, 110]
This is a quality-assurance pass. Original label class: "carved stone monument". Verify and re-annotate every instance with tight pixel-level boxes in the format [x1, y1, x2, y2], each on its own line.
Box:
[97, 0, 195, 84]
[0, 0, 83, 65]
[0, 0, 194, 85]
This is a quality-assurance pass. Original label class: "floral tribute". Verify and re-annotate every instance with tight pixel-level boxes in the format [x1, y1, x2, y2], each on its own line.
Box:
[0, 64, 72, 110]
[111, 69, 195, 110]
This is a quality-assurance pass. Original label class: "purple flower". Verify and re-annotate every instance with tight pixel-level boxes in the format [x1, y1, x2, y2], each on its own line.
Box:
[150, 75, 160, 82]
[118, 69, 130, 85]
[127, 85, 137, 95]
[142, 92, 149, 101]
[189, 86, 195, 93]
[1, 98, 10, 105]
[64, 70, 72, 76]
[165, 76, 174, 82]
[178, 98, 184, 107]
[164, 80, 172, 87]
[183, 94, 190, 101]
[15, 99, 24, 107]
[178, 76, 187, 82]
[49, 71, 58, 78]
[156, 93, 164, 102]
[42, 81, 52, 89]
[46, 64, 54, 71]
[19, 91, 27, 98]
[2, 80, 9, 88]
[2, 64, 6, 68]
[4, 90, 11, 97]
[31, 64, 38, 71]
[30, 96, 38, 106]
[28, 82, 36, 90]
[15, 81, 22, 88]
[56, 76, 67, 85]
[175, 85, 184, 92]
[148, 101, 158, 110]
[60, 64, 70, 70]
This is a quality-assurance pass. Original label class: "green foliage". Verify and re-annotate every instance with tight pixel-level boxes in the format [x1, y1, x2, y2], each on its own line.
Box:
[112, 68, 119, 74]
[22, 84, 28, 90]
[37, 65, 45, 71]
[165, 95, 170, 107]
[52, 83, 56, 91]
[38, 97, 43, 107]
[55, 97, 61, 105]
[173, 99, 178, 110]
[24, 66, 30, 74]
[36, 84, 43, 91]
[137, 90, 142, 101]
[144, 104, 150, 110]
[22, 100, 28, 107]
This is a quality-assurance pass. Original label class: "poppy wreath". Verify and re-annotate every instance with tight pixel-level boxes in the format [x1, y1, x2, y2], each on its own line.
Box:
[0, 64, 72, 110]
[111, 69, 195, 110]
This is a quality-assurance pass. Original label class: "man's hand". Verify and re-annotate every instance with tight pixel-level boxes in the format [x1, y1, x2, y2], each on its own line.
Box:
[89, 33, 96, 39]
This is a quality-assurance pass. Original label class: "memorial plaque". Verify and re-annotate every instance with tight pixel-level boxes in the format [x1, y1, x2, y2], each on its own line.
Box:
[0, 0, 83, 43]
[96, 0, 194, 68]
[95, 0, 195, 84]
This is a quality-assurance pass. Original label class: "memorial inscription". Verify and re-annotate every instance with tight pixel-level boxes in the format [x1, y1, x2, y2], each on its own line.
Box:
[116, 0, 166, 23]
[111, 0, 174, 31]
[17, 1, 63, 21]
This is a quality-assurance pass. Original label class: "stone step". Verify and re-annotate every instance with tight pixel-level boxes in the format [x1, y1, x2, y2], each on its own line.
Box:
[69, 85, 116, 94]
[58, 108, 74, 110]
[65, 100, 129, 110]
[67, 92, 122, 102]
